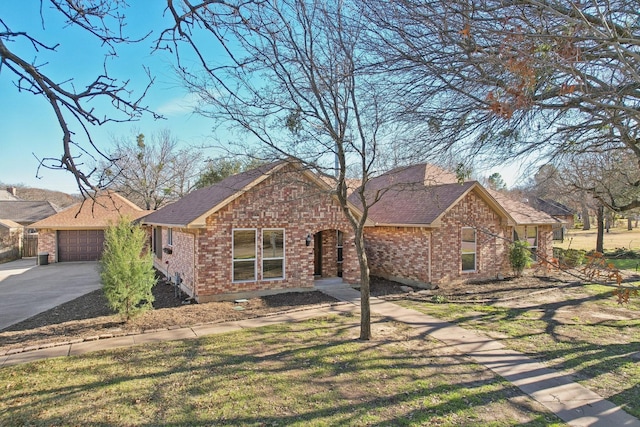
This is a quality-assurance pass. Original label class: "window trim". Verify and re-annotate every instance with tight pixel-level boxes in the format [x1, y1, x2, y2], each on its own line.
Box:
[262, 228, 285, 280]
[232, 228, 257, 283]
[167, 227, 173, 246]
[461, 227, 476, 272]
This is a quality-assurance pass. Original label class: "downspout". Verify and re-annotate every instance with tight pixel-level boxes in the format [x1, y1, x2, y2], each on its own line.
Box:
[193, 230, 198, 300]
[427, 229, 432, 284]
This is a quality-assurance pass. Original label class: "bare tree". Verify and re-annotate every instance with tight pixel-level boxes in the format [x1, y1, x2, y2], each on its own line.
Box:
[0, 1, 158, 195]
[160, 0, 427, 340]
[367, 0, 640, 205]
[103, 130, 204, 210]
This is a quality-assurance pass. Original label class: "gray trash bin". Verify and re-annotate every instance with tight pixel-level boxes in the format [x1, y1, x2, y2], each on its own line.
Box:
[38, 252, 49, 266]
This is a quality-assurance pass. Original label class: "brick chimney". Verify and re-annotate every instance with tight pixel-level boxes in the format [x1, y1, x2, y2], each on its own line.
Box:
[6, 187, 17, 197]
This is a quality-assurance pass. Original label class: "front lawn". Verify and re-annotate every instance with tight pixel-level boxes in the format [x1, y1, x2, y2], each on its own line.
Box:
[398, 284, 640, 418]
[0, 314, 564, 426]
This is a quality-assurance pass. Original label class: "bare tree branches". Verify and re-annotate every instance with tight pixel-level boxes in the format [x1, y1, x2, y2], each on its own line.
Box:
[367, 0, 640, 174]
[0, 1, 158, 196]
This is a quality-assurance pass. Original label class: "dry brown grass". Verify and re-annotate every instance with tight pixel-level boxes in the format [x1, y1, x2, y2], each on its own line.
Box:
[556, 226, 640, 251]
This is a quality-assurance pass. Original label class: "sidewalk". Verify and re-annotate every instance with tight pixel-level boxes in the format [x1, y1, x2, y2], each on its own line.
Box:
[316, 282, 640, 427]
[2, 283, 639, 427]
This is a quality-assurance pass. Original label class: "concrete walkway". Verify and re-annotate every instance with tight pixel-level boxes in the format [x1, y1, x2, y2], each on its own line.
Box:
[315, 282, 640, 427]
[0, 259, 101, 330]
[2, 281, 639, 427]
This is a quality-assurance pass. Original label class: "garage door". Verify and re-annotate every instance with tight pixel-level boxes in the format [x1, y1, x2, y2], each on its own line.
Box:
[58, 230, 105, 262]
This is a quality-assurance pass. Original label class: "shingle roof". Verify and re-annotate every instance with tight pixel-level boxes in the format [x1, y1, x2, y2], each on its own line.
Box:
[487, 190, 559, 225]
[362, 181, 479, 225]
[349, 163, 509, 226]
[0, 201, 59, 224]
[142, 161, 284, 227]
[531, 198, 574, 217]
[30, 192, 149, 229]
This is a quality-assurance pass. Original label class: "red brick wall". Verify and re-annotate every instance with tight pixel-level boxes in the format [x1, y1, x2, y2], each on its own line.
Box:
[159, 168, 359, 301]
[365, 189, 512, 286]
[37, 230, 57, 264]
[153, 228, 196, 297]
[364, 226, 431, 285]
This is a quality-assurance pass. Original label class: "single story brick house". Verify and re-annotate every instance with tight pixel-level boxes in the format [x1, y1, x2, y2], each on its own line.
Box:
[142, 161, 364, 302]
[31, 192, 149, 263]
[349, 164, 558, 287]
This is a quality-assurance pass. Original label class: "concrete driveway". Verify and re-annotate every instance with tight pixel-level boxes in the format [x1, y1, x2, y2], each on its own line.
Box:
[0, 259, 101, 331]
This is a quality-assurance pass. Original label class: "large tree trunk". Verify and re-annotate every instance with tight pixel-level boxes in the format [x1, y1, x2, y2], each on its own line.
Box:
[628, 217, 633, 231]
[581, 204, 591, 230]
[596, 205, 604, 253]
[353, 228, 371, 340]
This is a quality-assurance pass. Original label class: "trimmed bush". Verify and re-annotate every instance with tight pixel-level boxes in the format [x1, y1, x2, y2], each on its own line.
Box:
[100, 218, 156, 321]
[509, 240, 533, 277]
[553, 247, 587, 267]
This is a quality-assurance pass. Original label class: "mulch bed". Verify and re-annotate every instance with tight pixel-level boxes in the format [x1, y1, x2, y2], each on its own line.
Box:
[0, 272, 584, 353]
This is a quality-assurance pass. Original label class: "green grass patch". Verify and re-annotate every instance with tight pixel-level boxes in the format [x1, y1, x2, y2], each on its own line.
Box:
[398, 287, 640, 418]
[0, 315, 565, 426]
[606, 258, 640, 271]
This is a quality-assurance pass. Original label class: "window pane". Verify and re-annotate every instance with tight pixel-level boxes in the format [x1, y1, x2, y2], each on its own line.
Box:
[263, 259, 283, 279]
[234, 230, 256, 260]
[462, 254, 476, 271]
[263, 230, 283, 258]
[234, 260, 255, 281]
[337, 230, 343, 246]
[527, 226, 538, 247]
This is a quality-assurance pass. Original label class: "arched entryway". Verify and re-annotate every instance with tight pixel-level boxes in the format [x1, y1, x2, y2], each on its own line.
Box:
[313, 229, 344, 279]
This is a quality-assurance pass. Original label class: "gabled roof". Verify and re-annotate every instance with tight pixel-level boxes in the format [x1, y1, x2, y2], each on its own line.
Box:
[488, 190, 559, 225]
[143, 161, 286, 228]
[143, 160, 370, 228]
[30, 192, 149, 230]
[349, 163, 512, 227]
[0, 201, 59, 224]
[531, 197, 574, 217]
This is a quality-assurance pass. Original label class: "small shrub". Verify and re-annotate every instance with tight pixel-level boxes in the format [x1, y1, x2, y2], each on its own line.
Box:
[509, 240, 532, 277]
[431, 295, 448, 304]
[565, 249, 586, 267]
[100, 218, 156, 321]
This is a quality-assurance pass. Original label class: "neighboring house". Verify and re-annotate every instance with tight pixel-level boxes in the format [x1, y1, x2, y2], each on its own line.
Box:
[488, 190, 560, 261]
[530, 197, 574, 240]
[0, 219, 23, 262]
[142, 161, 363, 302]
[0, 187, 19, 200]
[0, 200, 59, 227]
[0, 198, 59, 258]
[31, 192, 149, 263]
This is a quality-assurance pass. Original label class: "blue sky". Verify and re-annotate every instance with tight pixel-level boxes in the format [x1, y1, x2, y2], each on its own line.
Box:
[0, 2, 526, 194]
[0, 2, 221, 193]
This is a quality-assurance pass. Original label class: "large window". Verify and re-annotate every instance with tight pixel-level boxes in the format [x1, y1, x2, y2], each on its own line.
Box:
[233, 229, 256, 282]
[262, 229, 284, 279]
[461, 227, 476, 272]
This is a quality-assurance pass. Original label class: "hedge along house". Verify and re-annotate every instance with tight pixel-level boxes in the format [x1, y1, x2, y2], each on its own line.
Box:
[141, 161, 365, 302]
[349, 164, 556, 288]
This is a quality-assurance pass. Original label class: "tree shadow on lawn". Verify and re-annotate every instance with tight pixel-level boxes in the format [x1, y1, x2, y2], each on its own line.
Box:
[417, 289, 640, 417]
[0, 317, 561, 426]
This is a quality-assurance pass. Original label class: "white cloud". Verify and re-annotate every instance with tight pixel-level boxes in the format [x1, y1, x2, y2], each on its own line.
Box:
[156, 92, 201, 116]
